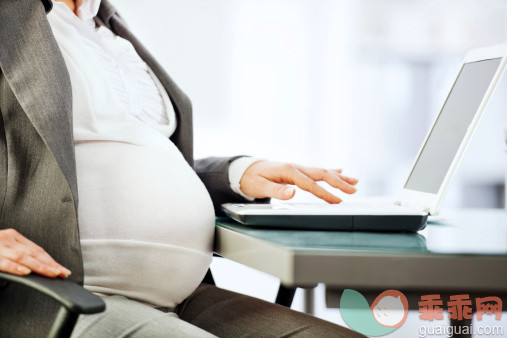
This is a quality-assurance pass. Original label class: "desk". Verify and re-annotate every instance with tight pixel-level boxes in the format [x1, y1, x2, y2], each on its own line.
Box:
[214, 209, 507, 337]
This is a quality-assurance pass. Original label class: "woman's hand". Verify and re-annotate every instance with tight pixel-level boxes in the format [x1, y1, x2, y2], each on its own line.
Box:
[0, 228, 71, 278]
[239, 161, 358, 203]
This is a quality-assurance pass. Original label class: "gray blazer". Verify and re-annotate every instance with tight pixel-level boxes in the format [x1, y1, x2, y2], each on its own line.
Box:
[0, 0, 250, 336]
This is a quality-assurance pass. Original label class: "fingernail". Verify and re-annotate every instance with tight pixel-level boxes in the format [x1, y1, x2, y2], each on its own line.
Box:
[17, 266, 31, 274]
[50, 267, 61, 275]
[284, 187, 295, 198]
[62, 268, 72, 277]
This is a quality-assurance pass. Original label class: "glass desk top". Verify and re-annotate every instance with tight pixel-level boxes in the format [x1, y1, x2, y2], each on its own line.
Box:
[216, 208, 507, 256]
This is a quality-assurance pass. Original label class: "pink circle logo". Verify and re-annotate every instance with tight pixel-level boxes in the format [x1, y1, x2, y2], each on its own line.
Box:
[370, 290, 409, 328]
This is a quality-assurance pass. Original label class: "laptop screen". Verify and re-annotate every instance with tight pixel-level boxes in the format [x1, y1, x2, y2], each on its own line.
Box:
[404, 58, 502, 194]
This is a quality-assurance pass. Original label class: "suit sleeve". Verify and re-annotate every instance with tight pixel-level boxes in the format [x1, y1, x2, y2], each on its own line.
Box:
[194, 156, 269, 215]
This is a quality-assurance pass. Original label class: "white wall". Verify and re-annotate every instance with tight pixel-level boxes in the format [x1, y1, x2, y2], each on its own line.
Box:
[113, 0, 507, 207]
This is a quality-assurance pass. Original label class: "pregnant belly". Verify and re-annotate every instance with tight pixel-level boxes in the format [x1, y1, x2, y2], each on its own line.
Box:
[75, 141, 215, 307]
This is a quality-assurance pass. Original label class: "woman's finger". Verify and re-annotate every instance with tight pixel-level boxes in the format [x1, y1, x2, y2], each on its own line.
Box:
[25, 250, 71, 278]
[337, 174, 358, 185]
[282, 167, 342, 203]
[1, 247, 62, 278]
[8, 229, 71, 277]
[295, 166, 357, 194]
[24, 246, 69, 275]
[255, 177, 295, 200]
[330, 169, 359, 185]
[0, 257, 31, 276]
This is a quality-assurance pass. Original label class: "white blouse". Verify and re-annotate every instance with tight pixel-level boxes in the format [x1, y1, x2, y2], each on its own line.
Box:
[47, 1, 256, 308]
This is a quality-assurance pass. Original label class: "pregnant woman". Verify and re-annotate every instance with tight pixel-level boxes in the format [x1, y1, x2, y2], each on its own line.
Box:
[0, 0, 361, 336]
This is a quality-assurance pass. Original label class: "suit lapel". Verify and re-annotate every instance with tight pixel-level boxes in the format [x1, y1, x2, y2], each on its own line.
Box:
[97, 0, 195, 167]
[0, 0, 78, 206]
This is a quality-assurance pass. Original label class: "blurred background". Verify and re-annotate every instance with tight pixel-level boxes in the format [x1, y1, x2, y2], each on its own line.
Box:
[112, 0, 507, 336]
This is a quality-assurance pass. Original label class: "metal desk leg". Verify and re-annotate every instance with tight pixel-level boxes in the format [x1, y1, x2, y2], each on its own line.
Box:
[303, 287, 315, 315]
[449, 317, 472, 338]
[275, 284, 296, 308]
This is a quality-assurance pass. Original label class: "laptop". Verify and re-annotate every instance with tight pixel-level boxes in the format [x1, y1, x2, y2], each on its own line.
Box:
[222, 44, 507, 232]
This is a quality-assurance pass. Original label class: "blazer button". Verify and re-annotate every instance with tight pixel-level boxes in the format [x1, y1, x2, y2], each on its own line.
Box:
[61, 196, 73, 203]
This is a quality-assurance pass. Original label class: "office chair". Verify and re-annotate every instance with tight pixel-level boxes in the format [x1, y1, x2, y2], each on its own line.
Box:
[0, 271, 105, 338]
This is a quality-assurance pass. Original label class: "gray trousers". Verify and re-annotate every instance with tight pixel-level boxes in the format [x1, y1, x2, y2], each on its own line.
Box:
[72, 283, 364, 337]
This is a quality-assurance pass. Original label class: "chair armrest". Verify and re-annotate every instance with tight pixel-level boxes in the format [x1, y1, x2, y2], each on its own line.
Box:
[0, 271, 105, 314]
